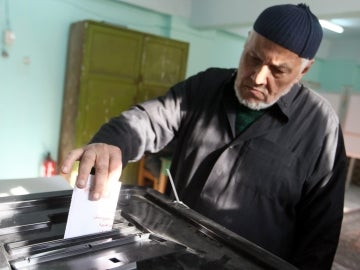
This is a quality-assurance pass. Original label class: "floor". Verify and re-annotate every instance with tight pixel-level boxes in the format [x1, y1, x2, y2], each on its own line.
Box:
[343, 183, 360, 213]
[332, 183, 360, 270]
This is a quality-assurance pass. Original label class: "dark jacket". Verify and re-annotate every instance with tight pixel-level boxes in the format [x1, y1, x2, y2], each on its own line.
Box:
[91, 68, 347, 269]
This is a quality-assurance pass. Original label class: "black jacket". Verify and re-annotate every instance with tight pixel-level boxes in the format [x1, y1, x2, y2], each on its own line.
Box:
[91, 68, 347, 269]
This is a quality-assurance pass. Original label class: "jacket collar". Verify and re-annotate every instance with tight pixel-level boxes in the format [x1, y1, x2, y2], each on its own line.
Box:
[276, 83, 302, 119]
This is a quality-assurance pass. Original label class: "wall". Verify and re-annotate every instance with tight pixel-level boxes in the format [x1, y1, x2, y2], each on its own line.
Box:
[305, 37, 360, 93]
[316, 38, 360, 92]
[169, 16, 245, 76]
[320, 59, 360, 92]
[0, 0, 245, 180]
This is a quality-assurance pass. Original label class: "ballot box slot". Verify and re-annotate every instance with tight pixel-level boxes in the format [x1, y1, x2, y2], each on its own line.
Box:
[5, 229, 127, 256]
[9, 232, 145, 267]
[4, 235, 62, 254]
[9, 232, 185, 269]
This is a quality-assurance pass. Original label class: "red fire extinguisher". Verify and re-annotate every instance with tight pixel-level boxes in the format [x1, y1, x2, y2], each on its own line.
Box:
[42, 152, 57, 177]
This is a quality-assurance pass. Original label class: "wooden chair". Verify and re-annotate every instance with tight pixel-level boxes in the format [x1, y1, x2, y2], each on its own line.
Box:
[137, 156, 171, 193]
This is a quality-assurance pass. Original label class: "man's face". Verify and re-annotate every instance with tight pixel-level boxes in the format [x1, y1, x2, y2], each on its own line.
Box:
[234, 31, 313, 110]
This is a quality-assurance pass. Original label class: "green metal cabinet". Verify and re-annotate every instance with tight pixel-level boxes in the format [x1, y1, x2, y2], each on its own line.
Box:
[58, 20, 188, 184]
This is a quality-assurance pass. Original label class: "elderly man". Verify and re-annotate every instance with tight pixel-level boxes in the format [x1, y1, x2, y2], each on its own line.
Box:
[62, 4, 347, 269]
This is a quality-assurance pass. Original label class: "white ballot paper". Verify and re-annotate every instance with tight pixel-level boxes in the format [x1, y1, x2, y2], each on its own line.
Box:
[64, 174, 121, 239]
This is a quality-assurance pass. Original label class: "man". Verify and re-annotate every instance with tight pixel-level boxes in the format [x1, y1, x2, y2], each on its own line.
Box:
[61, 4, 347, 269]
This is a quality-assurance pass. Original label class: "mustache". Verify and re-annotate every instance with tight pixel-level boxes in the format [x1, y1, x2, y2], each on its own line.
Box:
[243, 84, 268, 94]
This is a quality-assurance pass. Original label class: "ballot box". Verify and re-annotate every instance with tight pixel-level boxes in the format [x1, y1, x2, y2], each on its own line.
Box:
[0, 185, 297, 270]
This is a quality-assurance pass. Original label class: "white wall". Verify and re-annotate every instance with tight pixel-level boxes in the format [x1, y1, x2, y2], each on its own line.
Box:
[328, 38, 360, 63]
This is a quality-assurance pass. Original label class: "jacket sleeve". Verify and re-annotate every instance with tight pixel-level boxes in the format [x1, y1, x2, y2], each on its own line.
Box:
[89, 81, 186, 166]
[291, 125, 347, 269]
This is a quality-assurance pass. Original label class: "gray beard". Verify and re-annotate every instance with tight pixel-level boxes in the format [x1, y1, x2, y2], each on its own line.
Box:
[233, 84, 291, 110]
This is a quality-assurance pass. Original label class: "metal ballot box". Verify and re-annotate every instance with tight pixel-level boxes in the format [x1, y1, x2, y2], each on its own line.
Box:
[0, 185, 297, 270]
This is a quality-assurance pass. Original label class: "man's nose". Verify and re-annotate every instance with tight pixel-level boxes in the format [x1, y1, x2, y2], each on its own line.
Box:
[252, 65, 269, 85]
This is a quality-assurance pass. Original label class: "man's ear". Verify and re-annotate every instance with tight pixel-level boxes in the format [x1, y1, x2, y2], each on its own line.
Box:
[296, 59, 315, 82]
[301, 59, 315, 76]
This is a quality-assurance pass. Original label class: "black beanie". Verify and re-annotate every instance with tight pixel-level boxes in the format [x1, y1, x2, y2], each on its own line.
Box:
[253, 3, 323, 59]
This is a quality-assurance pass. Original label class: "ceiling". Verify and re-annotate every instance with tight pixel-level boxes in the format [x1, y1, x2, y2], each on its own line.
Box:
[225, 16, 360, 41]
[189, 0, 360, 42]
[117, 0, 360, 42]
[323, 17, 360, 40]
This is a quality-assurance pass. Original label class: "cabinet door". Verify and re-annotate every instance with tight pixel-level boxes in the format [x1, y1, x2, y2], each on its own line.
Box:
[76, 77, 137, 146]
[76, 23, 144, 146]
[83, 23, 143, 79]
[137, 35, 189, 102]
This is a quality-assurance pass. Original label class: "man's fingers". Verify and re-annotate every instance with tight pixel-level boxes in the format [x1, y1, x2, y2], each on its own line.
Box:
[105, 148, 123, 195]
[77, 147, 98, 189]
[61, 143, 123, 201]
[108, 147, 123, 182]
[90, 144, 122, 200]
[91, 147, 110, 200]
[61, 148, 84, 174]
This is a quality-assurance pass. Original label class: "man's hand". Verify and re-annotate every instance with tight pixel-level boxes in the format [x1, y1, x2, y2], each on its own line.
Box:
[61, 143, 123, 200]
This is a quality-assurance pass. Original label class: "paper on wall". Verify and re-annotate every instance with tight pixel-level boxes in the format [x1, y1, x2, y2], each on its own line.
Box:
[64, 174, 121, 239]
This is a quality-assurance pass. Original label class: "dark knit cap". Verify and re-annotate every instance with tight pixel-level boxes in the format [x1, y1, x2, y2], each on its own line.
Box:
[253, 3, 323, 59]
